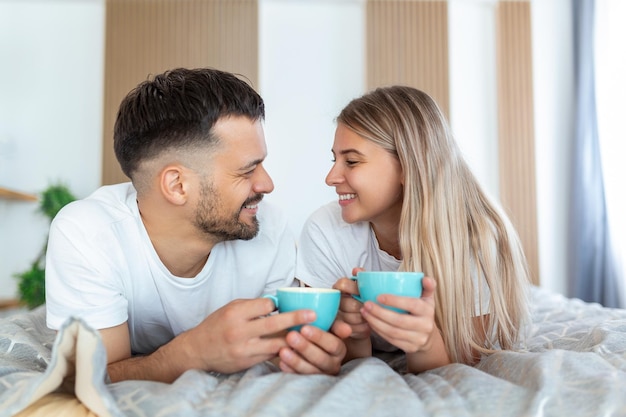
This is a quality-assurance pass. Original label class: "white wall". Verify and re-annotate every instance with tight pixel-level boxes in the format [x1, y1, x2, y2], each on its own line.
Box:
[0, 0, 572, 300]
[0, 0, 105, 299]
[259, 0, 365, 237]
[448, 0, 499, 198]
[531, 0, 574, 295]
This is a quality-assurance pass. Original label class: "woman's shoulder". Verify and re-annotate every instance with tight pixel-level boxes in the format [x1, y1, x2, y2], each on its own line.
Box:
[305, 201, 343, 226]
[302, 201, 370, 237]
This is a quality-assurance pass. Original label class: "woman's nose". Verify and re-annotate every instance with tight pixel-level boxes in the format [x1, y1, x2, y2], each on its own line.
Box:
[325, 163, 343, 187]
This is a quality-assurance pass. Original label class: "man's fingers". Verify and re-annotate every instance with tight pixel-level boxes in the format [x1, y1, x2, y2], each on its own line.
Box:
[255, 309, 316, 338]
[230, 297, 279, 319]
[278, 358, 297, 373]
[330, 320, 352, 340]
[282, 327, 344, 375]
[301, 325, 346, 358]
[278, 344, 324, 374]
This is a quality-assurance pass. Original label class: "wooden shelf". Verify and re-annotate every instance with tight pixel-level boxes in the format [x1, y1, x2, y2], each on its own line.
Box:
[0, 298, 21, 310]
[0, 186, 38, 202]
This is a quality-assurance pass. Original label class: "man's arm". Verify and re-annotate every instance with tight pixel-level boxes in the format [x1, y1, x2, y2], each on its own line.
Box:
[104, 331, 198, 383]
[100, 298, 316, 383]
[99, 322, 186, 383]
[99, 323, 131, 364]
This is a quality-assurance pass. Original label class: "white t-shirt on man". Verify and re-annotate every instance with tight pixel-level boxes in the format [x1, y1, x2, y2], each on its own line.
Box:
[45, 183, 296, 355]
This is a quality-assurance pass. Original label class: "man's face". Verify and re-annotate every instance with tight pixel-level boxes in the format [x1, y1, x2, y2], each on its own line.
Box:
[193, 116, 274, 241]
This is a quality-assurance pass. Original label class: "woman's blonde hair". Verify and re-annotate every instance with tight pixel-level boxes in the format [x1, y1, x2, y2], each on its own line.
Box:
[337, 86, 530, 364]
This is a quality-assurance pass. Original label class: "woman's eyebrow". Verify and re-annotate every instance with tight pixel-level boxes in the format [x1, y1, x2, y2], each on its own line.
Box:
[338, 149, 365, 156]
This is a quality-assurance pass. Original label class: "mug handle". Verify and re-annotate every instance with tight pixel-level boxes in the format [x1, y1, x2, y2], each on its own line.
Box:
[262, 294, 279, 309]
[348, 276, 364, 303]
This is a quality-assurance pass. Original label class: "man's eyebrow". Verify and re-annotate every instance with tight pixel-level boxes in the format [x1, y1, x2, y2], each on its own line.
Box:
[239, 158, 264, 171]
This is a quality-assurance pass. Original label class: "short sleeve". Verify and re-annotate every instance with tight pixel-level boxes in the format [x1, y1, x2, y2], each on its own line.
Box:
[45, 213, 128, 331]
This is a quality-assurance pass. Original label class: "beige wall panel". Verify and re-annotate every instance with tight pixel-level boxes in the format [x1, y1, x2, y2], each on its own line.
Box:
[366, 0, 449, 118]
[496, 1, 539, 285]
[102, 0, 258, 185]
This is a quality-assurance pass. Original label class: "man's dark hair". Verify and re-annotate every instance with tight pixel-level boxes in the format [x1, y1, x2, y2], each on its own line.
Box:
[113, 67, 265, 179]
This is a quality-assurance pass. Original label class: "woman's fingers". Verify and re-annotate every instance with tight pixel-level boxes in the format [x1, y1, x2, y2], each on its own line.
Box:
[360, 298, 436, 353]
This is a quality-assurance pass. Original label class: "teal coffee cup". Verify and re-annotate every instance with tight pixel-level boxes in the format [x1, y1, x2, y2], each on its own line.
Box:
[351, 271, 424, 314]
[264, 287, 340, 331]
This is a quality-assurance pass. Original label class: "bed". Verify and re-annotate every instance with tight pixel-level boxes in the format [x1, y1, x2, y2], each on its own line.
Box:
[1, 285, 626, 417]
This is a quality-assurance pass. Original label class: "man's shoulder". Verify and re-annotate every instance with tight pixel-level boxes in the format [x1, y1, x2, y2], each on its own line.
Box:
[53, 183, 137, 227]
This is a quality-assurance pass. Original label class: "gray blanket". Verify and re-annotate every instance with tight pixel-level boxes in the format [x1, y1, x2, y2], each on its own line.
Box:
[1, 286, 626, 417]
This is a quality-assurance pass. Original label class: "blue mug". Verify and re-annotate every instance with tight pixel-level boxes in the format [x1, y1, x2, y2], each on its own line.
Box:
[263, 287, 340, 331]
[351, 271, 424, 314]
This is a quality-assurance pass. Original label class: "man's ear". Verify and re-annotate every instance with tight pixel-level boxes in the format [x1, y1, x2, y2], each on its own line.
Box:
[160, 165, 187, 205]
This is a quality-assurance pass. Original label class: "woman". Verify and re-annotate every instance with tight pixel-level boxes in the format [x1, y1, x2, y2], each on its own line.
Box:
[296, 86, 530, 373]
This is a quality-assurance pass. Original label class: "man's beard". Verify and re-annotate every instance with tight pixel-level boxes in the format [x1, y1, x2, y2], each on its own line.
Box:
[194, 180, 261, 241]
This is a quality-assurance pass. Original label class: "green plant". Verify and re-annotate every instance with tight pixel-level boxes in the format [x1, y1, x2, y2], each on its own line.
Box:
[14, 183, 77, 309]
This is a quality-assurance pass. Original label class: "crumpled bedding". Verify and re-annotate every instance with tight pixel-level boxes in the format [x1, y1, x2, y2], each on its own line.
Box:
[1, 286, 625, 417]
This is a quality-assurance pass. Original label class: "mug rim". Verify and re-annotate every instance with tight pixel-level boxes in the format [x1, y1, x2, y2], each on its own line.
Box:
[276, 287, 340, 293]
[356, 271, 424, 278]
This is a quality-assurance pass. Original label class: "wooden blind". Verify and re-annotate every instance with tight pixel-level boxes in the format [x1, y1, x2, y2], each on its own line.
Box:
[102, 0, 259, 185]
[496, 1, 539, 285]
[366, 0, 449, 118]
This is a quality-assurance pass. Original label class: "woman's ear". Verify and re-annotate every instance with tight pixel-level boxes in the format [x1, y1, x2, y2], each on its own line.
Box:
[160, 165, 187, 205]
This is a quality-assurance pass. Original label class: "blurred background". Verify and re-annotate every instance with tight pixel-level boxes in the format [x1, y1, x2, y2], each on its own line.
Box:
[0, 0, 623, 308]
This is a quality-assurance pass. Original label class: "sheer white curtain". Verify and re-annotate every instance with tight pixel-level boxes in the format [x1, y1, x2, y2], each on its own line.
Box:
[569, 0, 622, 308]
[595, 0, 626, 305]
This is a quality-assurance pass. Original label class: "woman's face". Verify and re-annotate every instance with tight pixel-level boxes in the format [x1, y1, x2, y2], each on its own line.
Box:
[326, 123, 403, 226]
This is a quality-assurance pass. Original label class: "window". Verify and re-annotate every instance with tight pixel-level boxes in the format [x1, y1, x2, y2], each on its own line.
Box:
[595, 0, 626, 298]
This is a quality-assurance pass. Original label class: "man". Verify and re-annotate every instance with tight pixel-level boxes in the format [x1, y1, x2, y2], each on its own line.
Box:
[45, 67, 350, 383]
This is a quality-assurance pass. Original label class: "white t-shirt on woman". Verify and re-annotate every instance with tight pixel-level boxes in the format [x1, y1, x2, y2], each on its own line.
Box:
[296, 201, 401, 287]
[296, 200, 490, 315]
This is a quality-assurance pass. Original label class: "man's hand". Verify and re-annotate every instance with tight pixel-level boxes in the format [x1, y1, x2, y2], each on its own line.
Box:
[277, 320, 351, 375]
[105, 297, 315, 383]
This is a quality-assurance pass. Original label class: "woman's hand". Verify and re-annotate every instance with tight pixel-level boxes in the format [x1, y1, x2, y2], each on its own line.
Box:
[359, 276, 451, 372]
[332, 267, 372, 361]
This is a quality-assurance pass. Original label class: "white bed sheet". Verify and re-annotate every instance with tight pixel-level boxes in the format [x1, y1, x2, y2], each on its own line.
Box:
[1, 286, 625, 417]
